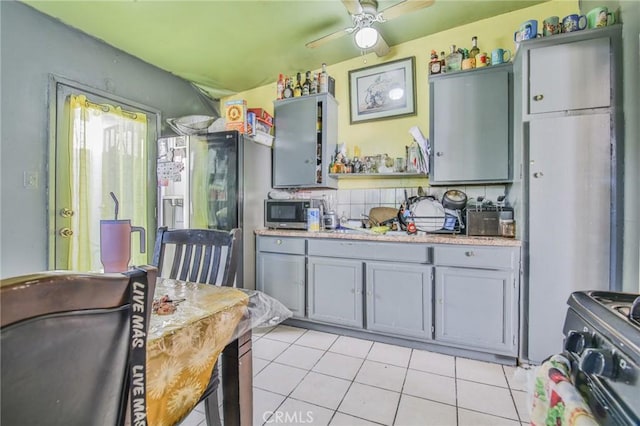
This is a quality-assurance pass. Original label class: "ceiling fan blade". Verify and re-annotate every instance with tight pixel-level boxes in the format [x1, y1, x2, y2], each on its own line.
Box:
[381, 0, 434, 21]
[306, 27, 352, 49]
[373, 34, 390, 57]
[342, 0, 363, 15]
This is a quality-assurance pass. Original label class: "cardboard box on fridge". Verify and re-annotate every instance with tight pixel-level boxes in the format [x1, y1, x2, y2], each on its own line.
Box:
[247, 112, 272, 137]
[247, 108, 273, 126]
[225, 99, 247, 133]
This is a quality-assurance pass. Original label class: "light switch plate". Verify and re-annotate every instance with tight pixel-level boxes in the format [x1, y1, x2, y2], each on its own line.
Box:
[23, 171, 38, 189]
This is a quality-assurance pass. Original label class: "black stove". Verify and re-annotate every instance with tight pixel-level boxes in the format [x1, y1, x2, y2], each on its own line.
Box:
[563, 291, 640, 425]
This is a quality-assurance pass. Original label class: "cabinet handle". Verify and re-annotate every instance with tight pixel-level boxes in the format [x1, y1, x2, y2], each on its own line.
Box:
[276, 239, 282, 245]
[436, 152, 444, 157]
[465, 251, 475, 257]
[532, 94, 544, 101]
[533, 172, 544, 178]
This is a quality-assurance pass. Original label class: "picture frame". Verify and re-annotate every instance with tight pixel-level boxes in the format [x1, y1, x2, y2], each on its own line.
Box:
[348, 56, 416, 124]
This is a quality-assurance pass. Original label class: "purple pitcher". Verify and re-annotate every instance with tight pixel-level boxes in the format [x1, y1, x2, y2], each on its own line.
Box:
[100, 220, 146, 272]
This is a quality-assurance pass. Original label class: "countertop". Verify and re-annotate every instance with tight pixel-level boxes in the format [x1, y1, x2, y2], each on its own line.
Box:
[255, 228, 521, 247]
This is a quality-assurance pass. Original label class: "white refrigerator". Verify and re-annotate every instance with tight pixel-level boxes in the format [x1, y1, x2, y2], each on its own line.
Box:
[157, 130, 272, 289]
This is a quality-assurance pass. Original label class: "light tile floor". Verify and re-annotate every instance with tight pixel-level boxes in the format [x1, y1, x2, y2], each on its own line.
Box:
[182, 325, 532, 426]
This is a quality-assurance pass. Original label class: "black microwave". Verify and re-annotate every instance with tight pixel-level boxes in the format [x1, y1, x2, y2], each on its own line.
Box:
[264, 199, 324, 229]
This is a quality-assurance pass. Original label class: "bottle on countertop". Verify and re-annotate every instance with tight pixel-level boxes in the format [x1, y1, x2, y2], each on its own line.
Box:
[294, 72, 302, 97]
[319, 63, 329, 93]
[310, 74, 318, 94]
[469, 36, 480, 59]
[445, 44, 463, 72]
[440, 51, 446, 73]
[302, 71, 311, 96]
[276, 73, 285, 100]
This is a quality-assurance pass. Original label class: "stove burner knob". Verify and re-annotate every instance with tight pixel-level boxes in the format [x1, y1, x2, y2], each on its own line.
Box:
[565, 330, 593, 354]
[580, 349, 616, 379]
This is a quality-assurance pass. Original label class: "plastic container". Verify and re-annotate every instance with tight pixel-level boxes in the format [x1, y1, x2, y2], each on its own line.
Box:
[499, 219, 516, 238]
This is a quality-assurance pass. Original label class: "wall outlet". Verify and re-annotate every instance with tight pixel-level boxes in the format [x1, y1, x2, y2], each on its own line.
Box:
[23, 171, 38, 189]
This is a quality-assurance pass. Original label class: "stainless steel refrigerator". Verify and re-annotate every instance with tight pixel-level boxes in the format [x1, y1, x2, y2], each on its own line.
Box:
[157, 130, 272, 289]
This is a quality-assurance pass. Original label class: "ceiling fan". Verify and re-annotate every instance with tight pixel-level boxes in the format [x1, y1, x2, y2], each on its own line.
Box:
[306, 0, 435, 57]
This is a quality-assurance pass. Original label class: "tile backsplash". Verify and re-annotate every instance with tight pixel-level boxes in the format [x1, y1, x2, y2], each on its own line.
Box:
[294, 184, 509, 220]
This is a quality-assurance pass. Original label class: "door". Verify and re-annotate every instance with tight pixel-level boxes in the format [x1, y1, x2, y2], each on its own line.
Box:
[528, 38, 610, 114]
[273, 97, 317, 187]
[435, 267, 516, 355]
[366, 262, 433, 339]
[256, 252, 306, 318]
[52, 81, 158, 271]
[307, 257, 363, 328]
[189, 132, 238, 230]
[527, 113, 611, 362]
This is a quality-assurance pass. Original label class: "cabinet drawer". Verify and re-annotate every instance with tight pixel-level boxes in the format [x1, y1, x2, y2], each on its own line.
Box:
[435, 246, 517, 270]
[308, 239, 432, 264]
[257, 236, 305, 255]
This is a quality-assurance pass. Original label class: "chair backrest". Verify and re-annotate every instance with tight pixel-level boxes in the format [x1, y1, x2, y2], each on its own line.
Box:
[152, 227, 241, 286]
[0, 266, 156, 426]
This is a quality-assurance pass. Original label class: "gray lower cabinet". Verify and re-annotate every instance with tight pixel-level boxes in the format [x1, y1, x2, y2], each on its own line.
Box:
[307, 256, 363, 328]
[256, 237, 306, 318]
[256, 235, 520, 359]
[366, 262, 433, 340]
[435, 267, 516, 355]
[433, 245, 520, 356]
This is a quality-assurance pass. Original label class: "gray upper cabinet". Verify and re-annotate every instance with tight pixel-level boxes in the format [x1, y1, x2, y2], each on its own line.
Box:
[429, 64, 512, 184]
[307, 256, 363, 328]
[273, 93, 338, 189]
[366, 262, 433, 340]
[528, 37, 610, 114]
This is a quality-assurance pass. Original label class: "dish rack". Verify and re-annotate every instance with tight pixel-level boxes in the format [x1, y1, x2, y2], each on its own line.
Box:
[408, 209, 465, 234]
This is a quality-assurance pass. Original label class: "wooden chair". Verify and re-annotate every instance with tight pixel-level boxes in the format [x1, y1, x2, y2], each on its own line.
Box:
[0, 266, 156, 426]
[152, 226, 242, 426]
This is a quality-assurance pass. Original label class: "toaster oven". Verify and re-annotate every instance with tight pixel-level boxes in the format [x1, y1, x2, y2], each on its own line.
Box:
[466, 207, 513, 236]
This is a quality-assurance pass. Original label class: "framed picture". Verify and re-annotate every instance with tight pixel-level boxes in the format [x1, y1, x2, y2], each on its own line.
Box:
[348, 56, 416, 124]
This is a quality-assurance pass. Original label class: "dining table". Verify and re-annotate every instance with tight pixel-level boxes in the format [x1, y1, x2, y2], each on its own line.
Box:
[146, 277, 290, 426]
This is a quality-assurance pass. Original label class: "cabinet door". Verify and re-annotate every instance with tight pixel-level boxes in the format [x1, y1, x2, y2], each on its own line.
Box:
[273, 96, 317, 187]
[256, 252, 306, 318]
[528, 37, 610, 114]
[527, 113, 611, 363]
[435, 267, 516, 355]
[431, 67, 510, 183]
[365, 262, 433, 340]
[308, 257, 363, 328]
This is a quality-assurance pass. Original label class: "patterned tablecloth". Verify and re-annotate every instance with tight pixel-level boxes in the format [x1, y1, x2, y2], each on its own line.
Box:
[146, 278, 249, 426]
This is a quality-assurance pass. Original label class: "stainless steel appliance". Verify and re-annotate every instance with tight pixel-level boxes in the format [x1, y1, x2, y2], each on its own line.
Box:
[323, 211, 338, 230]
[563, 291, 640, 425]
[157, 131, 272, 289]
[466, 208, 514, 236]
[264, 199, 324, 230]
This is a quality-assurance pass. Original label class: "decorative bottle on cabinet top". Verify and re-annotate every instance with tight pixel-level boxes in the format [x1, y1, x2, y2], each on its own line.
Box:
[445, 45, 463, 72]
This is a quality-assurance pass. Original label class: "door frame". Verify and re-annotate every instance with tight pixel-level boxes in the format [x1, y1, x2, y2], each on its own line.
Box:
[47, 74, 161, 269]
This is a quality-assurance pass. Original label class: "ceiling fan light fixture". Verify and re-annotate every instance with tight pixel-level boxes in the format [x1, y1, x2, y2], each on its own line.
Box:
[354, 26, 378, 49]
